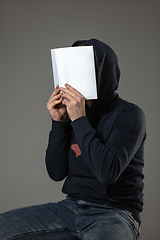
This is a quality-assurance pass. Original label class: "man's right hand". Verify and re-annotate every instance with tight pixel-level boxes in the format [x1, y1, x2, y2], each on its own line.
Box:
[47, 85, 67, 121]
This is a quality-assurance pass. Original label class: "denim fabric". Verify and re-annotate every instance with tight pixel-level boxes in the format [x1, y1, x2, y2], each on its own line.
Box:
[0, 197, 140, 240]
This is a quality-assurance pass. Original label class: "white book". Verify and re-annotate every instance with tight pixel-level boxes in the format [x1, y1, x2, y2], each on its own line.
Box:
[50, 46, 97, 99]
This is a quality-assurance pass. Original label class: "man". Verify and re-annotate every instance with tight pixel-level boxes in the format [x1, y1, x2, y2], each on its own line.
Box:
[0, 39, 146, 240]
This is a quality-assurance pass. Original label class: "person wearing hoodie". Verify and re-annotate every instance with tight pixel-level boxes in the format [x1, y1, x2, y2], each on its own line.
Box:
[0, 39, 146, 240]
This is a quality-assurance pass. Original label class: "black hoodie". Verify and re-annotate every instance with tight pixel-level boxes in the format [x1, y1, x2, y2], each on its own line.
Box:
[45, 39, 146, 223]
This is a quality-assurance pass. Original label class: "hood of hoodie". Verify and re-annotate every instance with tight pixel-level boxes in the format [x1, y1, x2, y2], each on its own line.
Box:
[72, 39, 120, 110]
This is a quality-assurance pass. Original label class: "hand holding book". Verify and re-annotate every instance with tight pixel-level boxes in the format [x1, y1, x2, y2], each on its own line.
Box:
[60, 83, 86, 122]
[47, 85, 67, 122]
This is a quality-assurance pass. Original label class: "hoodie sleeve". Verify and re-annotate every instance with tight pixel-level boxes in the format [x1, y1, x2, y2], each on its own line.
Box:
[45, 119, 71, 181]
[70, 106, 146, 185]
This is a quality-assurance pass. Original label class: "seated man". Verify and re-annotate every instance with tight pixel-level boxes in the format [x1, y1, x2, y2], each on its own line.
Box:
[0, 39, 146, 240]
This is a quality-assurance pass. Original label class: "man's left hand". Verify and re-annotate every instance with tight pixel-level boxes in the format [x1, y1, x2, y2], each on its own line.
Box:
[60, 84, 86, 122]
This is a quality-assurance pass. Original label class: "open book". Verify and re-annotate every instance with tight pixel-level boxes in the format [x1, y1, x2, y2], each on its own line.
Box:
[50, 46, 97, 99]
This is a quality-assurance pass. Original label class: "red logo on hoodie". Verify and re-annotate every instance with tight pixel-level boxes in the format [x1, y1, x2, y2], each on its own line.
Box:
[70, 144, 81, 158]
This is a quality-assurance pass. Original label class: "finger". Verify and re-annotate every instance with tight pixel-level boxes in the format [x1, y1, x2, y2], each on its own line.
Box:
[48, 92, 62, 102]
[60, 87, 83, 101]
[62, 99, 69, 107]
[48, 92, 63, 104]
[48, 88, 61, 101]
[62, 84, 85, 100]
[51, 85, 60, 97]
[47, 97, 63, 109]
[65, 84, 84, 97]
[61, 92, 75, 102]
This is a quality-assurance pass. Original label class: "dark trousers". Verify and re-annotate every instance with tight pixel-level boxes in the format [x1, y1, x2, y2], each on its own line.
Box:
[0, 197, 140, 240]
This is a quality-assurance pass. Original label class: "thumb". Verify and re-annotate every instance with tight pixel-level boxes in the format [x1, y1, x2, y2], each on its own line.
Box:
[62, 99, 69, 107]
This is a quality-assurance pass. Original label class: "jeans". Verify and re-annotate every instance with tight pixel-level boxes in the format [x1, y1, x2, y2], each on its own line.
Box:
[0, 197, 140, 240]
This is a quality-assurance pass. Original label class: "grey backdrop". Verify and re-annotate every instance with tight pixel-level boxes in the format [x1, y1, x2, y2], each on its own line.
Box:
[0, 0, 159, 239]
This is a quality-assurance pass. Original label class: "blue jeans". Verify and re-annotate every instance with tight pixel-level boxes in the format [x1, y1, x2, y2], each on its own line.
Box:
[0, 197, 140, 240]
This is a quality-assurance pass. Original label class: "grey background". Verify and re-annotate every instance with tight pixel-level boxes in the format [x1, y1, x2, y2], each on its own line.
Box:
[0, 0, 159, 239]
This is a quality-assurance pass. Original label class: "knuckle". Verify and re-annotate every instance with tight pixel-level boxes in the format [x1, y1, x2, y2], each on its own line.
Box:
[77, 97, 81, 102]
[74, 100, 78, 105]
[79, 96, 84, 103]
[71, 100, 76, 106]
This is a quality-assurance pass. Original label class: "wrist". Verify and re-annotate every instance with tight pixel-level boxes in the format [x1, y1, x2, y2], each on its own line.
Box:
[60, 113, 68, 121]
[51, 113, 68, 122]
[70, 114, 86, 122]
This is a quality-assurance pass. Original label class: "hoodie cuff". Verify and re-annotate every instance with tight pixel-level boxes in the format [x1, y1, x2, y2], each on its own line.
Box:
[70, 116, 93, 138]
[50, 118, 70, 136]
